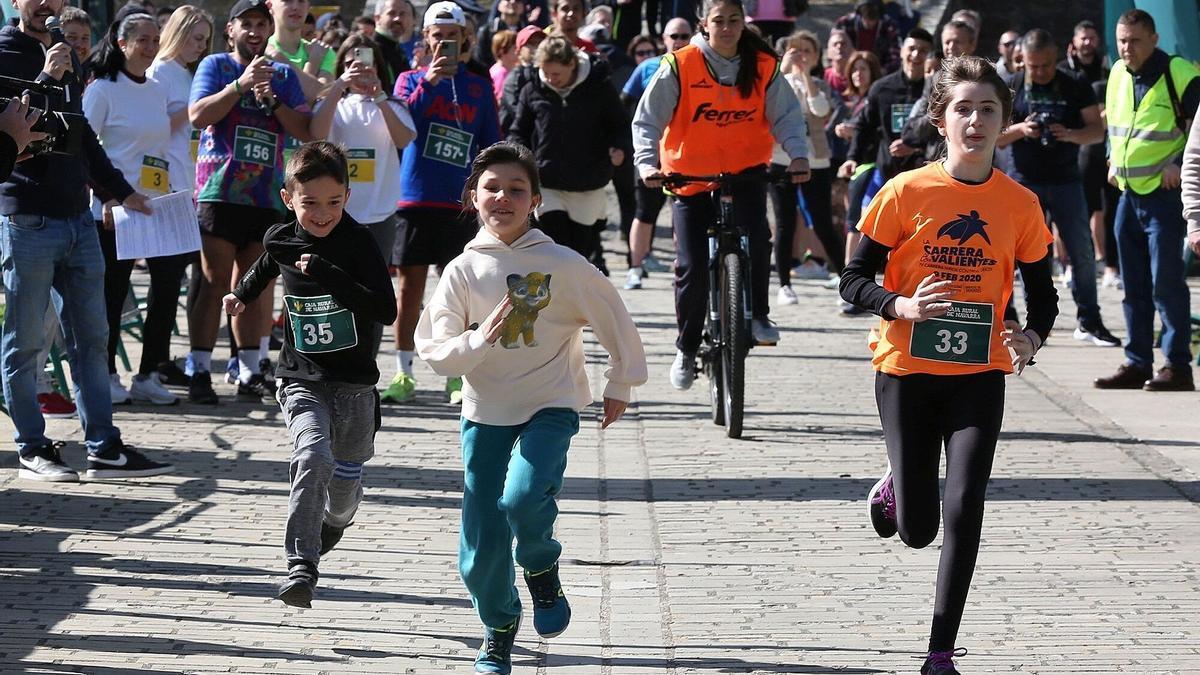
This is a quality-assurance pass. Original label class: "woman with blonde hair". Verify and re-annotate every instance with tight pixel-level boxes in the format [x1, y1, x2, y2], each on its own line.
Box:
[149, 5, 213, 197]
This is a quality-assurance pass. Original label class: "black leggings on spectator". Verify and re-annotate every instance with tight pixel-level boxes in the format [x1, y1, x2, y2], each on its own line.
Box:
[875, 369, 1005, 652]
[770, 167, 842, 286]
[98, 225, 189, 376]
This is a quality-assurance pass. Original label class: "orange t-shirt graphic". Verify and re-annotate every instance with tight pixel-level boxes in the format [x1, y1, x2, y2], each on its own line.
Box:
[858, 162, 1053, 376]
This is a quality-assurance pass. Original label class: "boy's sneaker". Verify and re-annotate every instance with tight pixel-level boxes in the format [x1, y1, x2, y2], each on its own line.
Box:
[446, 377, 464, 405]
[85, 442, 174, 480]
[224, 359, 240, 385]
[921, 647, 967, 675]
[867, 466, 897, 538]
[777, 285, 798, 305]
[237, 374, 277, 403]
[381, 372, 416, 403]
[524, 563, 571, 638]
[624, 266, 644, 290]
[1074, 319, 1121, 347]
[17, 441, 78, 482]
[156, 359, 191, 387]
[130, 374, 180, 406]
[188, 371, 219, 405]
[474, 615, 520, 674]
[319, 521, 351, 556]
[109, 373, 131, 405]
[278, 559, 318, 609]
[37, 392, 76, 418]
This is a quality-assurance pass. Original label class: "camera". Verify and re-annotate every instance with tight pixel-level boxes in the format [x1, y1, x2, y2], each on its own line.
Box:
[1029, 111, 1057, 147]
[0, 75, 83, 156]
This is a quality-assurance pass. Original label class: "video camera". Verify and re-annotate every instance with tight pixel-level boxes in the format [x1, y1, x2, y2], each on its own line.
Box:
[1029, 111, 1058, 148]
[0, 74, 84, 156]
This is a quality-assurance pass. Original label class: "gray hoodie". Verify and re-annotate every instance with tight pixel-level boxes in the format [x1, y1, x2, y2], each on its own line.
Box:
[1180, 111, 1200, 238]
[631, 34, 809, 175]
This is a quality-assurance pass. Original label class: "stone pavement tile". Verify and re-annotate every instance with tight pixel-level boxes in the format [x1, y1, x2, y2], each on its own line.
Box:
[2, 243, 1199, 673]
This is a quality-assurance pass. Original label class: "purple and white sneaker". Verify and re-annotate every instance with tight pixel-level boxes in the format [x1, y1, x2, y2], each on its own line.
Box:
[867, 465, 897, 538]
[920, 647, 966, 675]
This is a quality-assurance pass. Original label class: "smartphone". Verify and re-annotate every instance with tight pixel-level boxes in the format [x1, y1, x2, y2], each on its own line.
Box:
[438, 39, 459, 76]
[351, 46, 374, 67]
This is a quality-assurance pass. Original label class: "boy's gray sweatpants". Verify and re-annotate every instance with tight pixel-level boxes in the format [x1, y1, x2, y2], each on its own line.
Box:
[277, 378, 380, 564]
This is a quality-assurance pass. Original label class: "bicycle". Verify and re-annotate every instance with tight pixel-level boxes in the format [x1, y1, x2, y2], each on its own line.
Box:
[661, 167, 786, 439]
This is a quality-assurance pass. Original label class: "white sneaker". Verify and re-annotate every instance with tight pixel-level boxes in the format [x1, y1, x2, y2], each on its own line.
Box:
[1102, 270, 1123, 289]
[669, 350, 696, 391]
[1060, 265, 1073, 289]
[624, 266, 644, 290]
[109, 373, 131, 405]
[130, 374, 180, 405]
[777, 285, 798, 305]
[792, 259, 829, 280]
[822, 274, 841, 290]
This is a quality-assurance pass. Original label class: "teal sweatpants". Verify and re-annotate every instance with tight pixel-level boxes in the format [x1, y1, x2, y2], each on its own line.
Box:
[459, 407, 580, 629]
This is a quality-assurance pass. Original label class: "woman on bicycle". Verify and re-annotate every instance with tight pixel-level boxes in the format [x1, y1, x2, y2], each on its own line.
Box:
[632, 0, 810, 391]
[839, 56, 1058, 674]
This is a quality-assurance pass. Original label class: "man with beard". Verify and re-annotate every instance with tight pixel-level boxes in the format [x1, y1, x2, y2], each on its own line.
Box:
[186, 0, 312, 405]
[0, 0, 173, 481]
[373, 0, 416, 92]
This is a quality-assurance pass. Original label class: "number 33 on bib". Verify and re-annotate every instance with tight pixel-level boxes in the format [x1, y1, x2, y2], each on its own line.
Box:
[285, 295, 359, 353]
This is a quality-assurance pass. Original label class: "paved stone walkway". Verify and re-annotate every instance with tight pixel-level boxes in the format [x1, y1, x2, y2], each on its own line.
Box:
[1, 233, 1198, 674]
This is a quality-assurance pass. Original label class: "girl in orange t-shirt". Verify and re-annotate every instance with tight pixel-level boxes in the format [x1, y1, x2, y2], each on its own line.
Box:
[839, 56, 1059, 675]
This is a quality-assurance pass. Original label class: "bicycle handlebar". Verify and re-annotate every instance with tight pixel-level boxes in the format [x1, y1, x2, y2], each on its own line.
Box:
[660, 167, 806, 188]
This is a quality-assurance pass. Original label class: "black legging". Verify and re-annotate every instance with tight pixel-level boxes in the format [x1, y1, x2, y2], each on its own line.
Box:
[98, 225, 189, 376]
[875, 369, 1005, 652]
[770, 167, 842, 286]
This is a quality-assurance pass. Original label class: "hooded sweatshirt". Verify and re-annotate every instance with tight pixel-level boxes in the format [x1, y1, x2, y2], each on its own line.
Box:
[632, 33, 809, 176]
[415, 227, 648, 425]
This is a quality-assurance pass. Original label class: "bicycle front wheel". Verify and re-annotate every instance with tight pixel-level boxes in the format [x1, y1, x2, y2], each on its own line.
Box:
[720, 252, 746, 439]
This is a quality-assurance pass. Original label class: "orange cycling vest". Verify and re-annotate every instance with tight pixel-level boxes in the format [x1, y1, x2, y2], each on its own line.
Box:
[659, 44, 779, 196]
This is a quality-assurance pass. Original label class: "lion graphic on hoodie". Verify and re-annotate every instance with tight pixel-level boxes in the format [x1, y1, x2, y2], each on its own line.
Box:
[500, 273, 551, 348]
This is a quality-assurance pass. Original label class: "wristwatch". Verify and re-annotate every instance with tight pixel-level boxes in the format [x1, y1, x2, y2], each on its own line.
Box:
[372, 91, 388, 104]
[268, 98, 282, 113]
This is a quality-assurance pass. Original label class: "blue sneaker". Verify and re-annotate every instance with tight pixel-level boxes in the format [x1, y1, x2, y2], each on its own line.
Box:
[524, 563, 571, 638]
[474, 614, 519, 674]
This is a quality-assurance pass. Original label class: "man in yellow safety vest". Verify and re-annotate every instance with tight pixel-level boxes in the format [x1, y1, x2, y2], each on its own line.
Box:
[1095, 9, 1199, 392]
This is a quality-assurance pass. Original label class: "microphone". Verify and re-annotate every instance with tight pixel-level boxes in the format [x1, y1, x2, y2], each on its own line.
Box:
[44, 16, 78, 103]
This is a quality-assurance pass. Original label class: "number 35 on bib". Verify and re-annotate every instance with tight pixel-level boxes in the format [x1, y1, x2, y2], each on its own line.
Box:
[285, 294, 359, 354]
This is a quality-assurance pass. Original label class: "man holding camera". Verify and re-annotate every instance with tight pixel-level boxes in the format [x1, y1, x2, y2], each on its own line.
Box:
[999, 28, 1120, 347]
[0, 0, 174, 481]
[187, 0, 311, 405]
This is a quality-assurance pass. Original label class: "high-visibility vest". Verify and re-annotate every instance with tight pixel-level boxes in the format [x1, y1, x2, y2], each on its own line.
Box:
[659, 44, 778, 196]
[1105, 55, 1199, 195]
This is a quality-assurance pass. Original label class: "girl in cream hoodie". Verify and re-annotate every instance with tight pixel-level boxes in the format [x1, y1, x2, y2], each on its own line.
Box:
[415, 142, 647, 675]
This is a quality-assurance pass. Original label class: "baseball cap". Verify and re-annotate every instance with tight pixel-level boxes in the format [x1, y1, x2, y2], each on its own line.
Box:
[423, 1, 466, 28]
[229, 0, 271, 23]
[515, 25, 546, 51]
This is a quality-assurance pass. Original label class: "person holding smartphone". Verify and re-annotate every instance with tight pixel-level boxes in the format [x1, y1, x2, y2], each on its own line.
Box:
[310, 34, 416, 358]
[385, 1, 501, 406]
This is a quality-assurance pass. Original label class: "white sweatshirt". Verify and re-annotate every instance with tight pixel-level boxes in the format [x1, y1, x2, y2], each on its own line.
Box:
[1180, 110, 1200, 239]
[416, 227, 648, 425]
